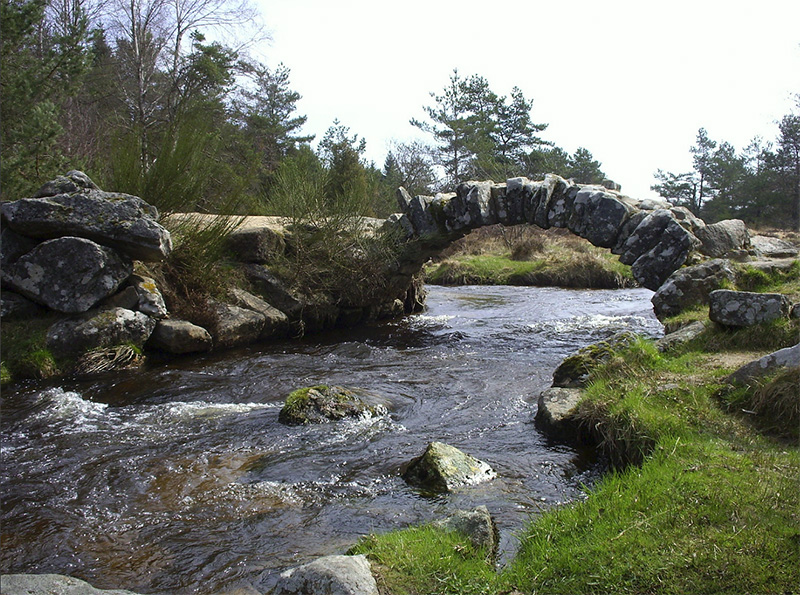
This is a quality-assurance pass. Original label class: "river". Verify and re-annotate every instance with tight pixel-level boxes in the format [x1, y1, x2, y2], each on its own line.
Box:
[0, 285, 662, 593]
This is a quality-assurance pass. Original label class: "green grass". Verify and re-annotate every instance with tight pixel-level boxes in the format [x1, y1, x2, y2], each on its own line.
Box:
[0, 316, 62, 382]
[352, 337, 800, 594]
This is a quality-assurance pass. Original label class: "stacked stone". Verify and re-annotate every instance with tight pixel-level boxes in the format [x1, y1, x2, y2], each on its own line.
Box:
[393, 175, 753, 291]
[1, 171, 174, 360]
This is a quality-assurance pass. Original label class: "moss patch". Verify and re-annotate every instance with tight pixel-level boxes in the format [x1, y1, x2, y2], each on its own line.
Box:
[278, 385, 377, 425]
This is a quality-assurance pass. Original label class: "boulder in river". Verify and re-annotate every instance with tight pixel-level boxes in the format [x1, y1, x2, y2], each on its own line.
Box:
[278, 385, 378, 425]
[272, 554, 378, 595]
[552, 332, 638, 388]
[147, 319, 213, 354]
[402, 441, 496, 493]
[535, 387, 584, 442]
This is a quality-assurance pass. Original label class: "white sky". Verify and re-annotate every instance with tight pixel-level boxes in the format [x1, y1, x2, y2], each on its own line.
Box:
[252, 0, 800, 198]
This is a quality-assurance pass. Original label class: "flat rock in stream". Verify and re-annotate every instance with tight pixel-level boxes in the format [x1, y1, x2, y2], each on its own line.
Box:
[273, 555, 378, 595]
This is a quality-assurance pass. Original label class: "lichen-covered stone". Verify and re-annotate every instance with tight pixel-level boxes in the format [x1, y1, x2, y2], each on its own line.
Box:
[3, 236, 132, 313]
[402, 441, 496, 493]
[273, 555, 378, 595]
[129, 274, 168, 318]
[709, 289, 791, 327]
[227, 287, 289, 339]
[567, 187, 634, 248]
[46, 307, 157, 358]
[1, 182, 172, 261]
[651, 258, 737, 320]
[0, 290, 45, 320]
[278, 385, 376, 425]
[655, 320, 707, 352]
[750, 235, 799, 258]
[726, 344, 800, 386]
[206, 300, 265, 348]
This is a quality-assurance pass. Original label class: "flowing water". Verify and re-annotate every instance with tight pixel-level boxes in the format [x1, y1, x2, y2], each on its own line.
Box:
[1, 285, 662, 593]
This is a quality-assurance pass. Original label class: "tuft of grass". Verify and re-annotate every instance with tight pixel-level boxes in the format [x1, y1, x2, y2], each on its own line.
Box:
[733, 260, 800, 296]
[349, 525, 496, 595]
[0, 316, 63, 382]
[686, 317, 799, 354]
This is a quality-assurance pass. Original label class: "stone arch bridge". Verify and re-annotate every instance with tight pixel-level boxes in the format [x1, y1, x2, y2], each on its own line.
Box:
[388, 175, 748, 292]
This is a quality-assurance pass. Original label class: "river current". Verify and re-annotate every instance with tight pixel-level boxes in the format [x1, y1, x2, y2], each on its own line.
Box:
[1, 285, 662, 593]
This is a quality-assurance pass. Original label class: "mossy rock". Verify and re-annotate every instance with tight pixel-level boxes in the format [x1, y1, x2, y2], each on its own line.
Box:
[552, 332, 638, 388]
[278, 385, 377, 425]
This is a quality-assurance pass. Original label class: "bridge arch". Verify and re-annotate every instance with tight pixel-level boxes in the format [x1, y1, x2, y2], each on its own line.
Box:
[390, 175, 710, 292]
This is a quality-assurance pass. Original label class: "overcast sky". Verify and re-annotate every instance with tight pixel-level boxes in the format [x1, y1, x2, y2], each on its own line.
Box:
[252, 0, 800, 198]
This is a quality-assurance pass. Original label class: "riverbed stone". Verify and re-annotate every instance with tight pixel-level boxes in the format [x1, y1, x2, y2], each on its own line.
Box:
[535, 387, 583, 442]
[278, 385, 376, 425]
[432, 505, 499, 557]
[2, 236, 132, 313]
[147, 319, 213, 353]
[695, 219, 750, 257]
[46, 307, 157, 358]
[0, 574, 141, 595]
[726, 344, 800, 387]
[651, 258, 737, 320]
[273, 555, 378, 595]
[708, 289, 791, 327]
[1, 178, 172, 261]
[402, 441, 496, 493]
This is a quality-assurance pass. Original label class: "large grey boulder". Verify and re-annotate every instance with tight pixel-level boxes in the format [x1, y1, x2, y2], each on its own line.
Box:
[206, 300, 265, 348]
[618, 209, 676, 266]
[450, 181, 497, 229]
[46, 307, 157, 358]
[1, 226, 39, 268]
[535, 387, 583, 442]
[226, 223, 286, 263]
[227, 287, 289, 339]
[0, 574, 140, 595]
[726, 344, 800, 386]
[273, 555, 378, 595]
[432, 506, 499, 557]
[2, 236, 132, 313]
[651, 259, 737, 320]
[750, 235, 799, 258]
[709, 289, 791, 327]
[695, 219, 750, 257]
[147, 319, 212, 354]
[2, 175, 172, 261]
[402, 441, 496, 493]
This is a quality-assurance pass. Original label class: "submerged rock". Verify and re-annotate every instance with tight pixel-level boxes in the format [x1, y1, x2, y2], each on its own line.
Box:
[278, 385, 377, 425]
[273, 555, 378, 595]
[402, 441, 496, 493]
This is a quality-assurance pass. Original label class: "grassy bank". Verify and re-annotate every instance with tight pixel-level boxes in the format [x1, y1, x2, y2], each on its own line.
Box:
[424, 225, 636, 289]
[352, 303, 800, 593]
